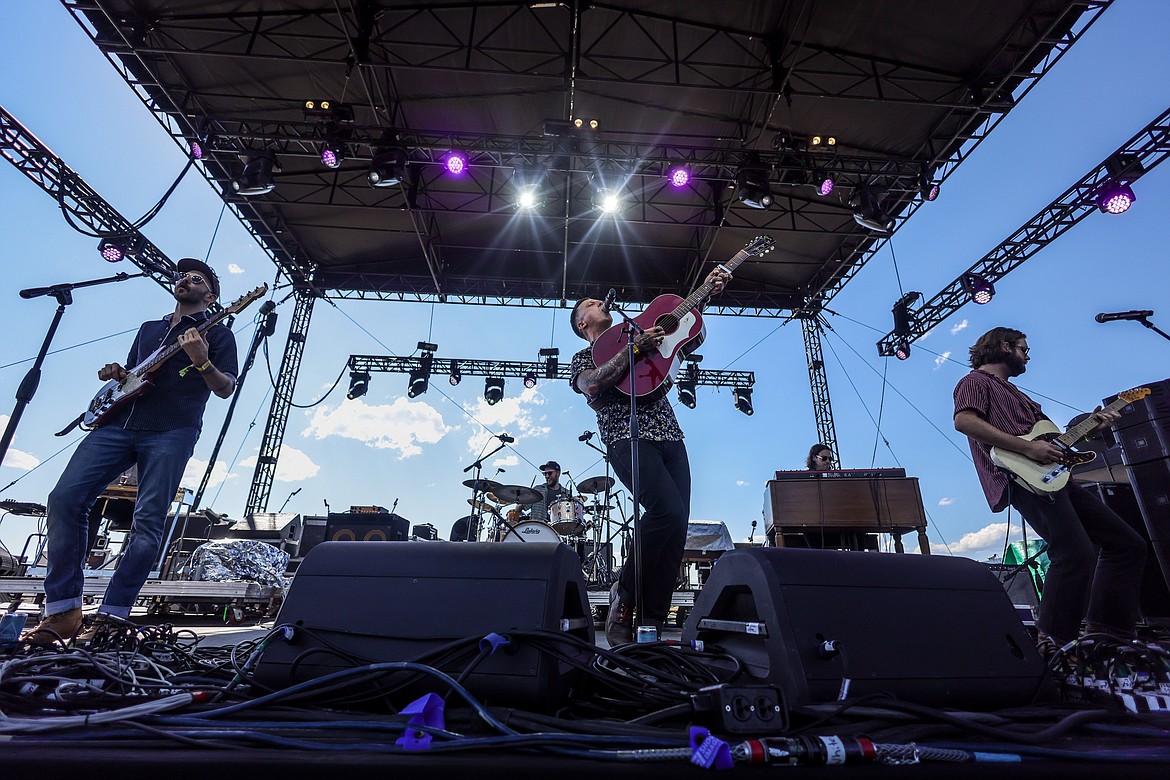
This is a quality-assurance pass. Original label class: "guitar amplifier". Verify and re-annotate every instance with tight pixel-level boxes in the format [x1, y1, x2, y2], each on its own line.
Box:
[325, 512, 409, 542]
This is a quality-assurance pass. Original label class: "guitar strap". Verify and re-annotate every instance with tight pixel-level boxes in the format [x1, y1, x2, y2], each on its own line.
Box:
[54, 413, 84, 438]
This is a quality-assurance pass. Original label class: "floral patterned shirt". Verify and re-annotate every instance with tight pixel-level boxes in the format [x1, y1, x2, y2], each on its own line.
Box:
[570, 346, 684, 446]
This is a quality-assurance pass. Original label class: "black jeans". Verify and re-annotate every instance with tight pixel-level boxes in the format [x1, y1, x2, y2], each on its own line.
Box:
[1009, 480, 1146, 642]
[608, 438, 691, 625]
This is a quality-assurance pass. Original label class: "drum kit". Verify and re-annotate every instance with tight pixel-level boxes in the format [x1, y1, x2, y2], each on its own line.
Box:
[459, 474, 621, 584]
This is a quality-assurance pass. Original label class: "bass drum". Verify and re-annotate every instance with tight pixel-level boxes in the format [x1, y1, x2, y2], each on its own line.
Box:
[497, 520, 561, 544]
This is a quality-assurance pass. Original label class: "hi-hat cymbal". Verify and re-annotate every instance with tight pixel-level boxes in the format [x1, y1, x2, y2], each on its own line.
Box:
[491, 485, 543, 505]
[467, 498, 501, 515]
[463, 478, 503, 493]
[577, 475, 615, 494]
[585, 504, 615, 513]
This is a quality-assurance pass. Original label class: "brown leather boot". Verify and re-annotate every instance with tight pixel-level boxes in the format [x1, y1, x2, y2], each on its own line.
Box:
[21, 607, 83, 646]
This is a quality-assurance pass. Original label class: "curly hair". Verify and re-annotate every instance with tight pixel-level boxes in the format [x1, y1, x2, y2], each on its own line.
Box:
[968, 327, 1026, 369]
[570, 298, 589, 340]
[806, 443, 833, 470]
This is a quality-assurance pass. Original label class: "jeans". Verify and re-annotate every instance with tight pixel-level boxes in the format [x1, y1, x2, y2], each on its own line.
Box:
[44, 425, 199, 619]
[1009, 480, 1146, 642]
[608, 438, 691, 625]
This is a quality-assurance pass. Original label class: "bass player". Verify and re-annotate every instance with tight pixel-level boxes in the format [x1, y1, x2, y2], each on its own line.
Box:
[24, 258, 238, 646]
[952, 326, 1145, 650]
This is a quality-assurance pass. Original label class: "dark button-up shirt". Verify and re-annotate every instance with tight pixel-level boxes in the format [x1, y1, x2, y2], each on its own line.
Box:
[570, 346, 683, 446]
[953, 369, 1047, 512]
[104, 311, 239, 432]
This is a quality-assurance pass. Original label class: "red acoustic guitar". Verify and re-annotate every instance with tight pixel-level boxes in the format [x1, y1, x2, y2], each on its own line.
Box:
[591, 235, 774, 397]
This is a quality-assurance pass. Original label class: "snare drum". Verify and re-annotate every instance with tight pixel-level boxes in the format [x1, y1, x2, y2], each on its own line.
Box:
[549, 498, 586, 535]
[498, 520, 562, 543]
[505, 507, 527, 524]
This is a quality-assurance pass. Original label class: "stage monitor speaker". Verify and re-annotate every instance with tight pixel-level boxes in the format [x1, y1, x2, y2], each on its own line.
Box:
[682, 548, 1046, 709]
[231, 512, 302, 542]
[254, 541, 592, 709]
[1114, 465, 1170, 617]
[325, 512, 408, 542]
[296, 516, 328, 558]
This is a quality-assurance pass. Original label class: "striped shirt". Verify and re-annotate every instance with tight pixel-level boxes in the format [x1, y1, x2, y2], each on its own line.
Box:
[953, 369, 1047, 512]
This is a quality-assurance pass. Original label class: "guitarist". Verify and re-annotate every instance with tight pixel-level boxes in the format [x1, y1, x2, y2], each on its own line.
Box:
[23, 258, 239, 646]
[569, 267, 730, 645]
[952, 327, 1145, 649]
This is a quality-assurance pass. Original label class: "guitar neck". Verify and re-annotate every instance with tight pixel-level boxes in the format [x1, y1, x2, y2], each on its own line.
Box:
[670, 248, 751, 320]
[1055, 395, 1132, 448]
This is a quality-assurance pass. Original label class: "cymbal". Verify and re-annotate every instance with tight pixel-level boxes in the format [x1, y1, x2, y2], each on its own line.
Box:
[585, 504, 615, 513]
[462, 478, 503, 493]
[467, 498, 501, 515]
[491, 485, 543, 505]
[577, 475, 615, 494]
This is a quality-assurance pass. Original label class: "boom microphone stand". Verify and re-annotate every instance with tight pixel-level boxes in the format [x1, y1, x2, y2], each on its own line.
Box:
[0, 271, 147, 469]
[462, 435, 511, 541]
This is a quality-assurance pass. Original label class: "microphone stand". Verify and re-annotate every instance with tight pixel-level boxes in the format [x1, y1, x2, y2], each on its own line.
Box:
[579, 433, 619, 584]
[462, 438, 510, 541]
[1133, 313, 1170, 343]
[0, 271, 147, 469]
[608, 302, 649, 637]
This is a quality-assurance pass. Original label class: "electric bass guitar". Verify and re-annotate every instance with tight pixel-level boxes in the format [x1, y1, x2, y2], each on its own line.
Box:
[78, 284, 268, 431]
[990, 386, 1150, 494]
[591, 235, 774, 397]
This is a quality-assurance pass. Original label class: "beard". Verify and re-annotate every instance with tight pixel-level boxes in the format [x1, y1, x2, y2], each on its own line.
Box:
[173, 285, 208, 306]
[1004, 350, 1027, 377]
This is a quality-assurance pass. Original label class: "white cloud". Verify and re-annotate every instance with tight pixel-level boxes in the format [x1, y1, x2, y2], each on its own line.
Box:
[493, 454, 519, 469]
[933, 351, 951, 370]
[0, 415, 39, 470]
[464, 386, 550, 454]
[950, 521, 1022, 554]
[937, 497, 954, 506]
[951, 319, 969, 336]
[302, 397, 452, 459]
[736, 480, 750, 487]
[181, 457, 236, 491]
[240, 443, 320, 481]
[227, 263, 245, 274]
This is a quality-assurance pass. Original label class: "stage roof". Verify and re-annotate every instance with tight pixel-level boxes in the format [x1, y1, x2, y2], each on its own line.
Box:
[63, 0, 1108, 315]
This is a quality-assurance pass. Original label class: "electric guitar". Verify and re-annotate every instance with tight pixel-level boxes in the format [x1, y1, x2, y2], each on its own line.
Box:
[591, 235, 774, 396]
[990, 386, 1150, 494]
[79, 285, 268, 431]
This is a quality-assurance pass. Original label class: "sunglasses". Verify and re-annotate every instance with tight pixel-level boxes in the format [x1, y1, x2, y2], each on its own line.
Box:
[815, 455, 832, 461]
[179, 272, 207, 286]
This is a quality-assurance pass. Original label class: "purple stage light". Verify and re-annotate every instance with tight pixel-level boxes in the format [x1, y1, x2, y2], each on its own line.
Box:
[321, 147, 340, 169]
[816, 176, 834, 197]
[190, 140, 203, 160]
[1096, 182, 1135, 214]
[924, 183, 940, 201]
[444, 151, 468, 176]
[101, 243, 124, 263]
[667, 165, 691, 188]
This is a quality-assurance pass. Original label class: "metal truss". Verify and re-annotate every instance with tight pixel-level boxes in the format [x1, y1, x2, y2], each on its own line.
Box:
[244, 288, 316, 517]
[876, 105, 1170, 356]
[0, 103, 178, 291]
[796, 0, 1112, 314]
[349, 354, 755, 390]
[799, 316, 839, 458]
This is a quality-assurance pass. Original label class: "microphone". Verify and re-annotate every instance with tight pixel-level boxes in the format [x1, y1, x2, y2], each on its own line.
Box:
[142, 259, 180, 282]
[578, 431, 594, 442]
[498, 434, 515, 443]
[1096, 309, 1153, 323]
[602, 288, 617, 313]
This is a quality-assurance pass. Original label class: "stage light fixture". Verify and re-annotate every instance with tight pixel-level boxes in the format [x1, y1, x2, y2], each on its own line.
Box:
[347, 370, 370, 400]
[523, 371, 537, 389]
[511, 165, 549, 210]
[889, 291, 920, 360]
[484, 377, 505, 405]
[590, 171, 623, 214]
[321, 139, 345, 169]
[734, 156, 772, 209]
[1096, 181, 1136, 214]
[232, 152, 277, 196]
[667, 165, 692, 189]
[98, 235, 138, 263]
[677, 363, 699, 409]
[539, 347, 559, 379]
[733, 387, 754, 416]
[850, 187, 895, 233]
[407, 352, 434, 398]
[919, 175, 940, 202]
[368, 147, 408, 188]
[443, 150, 468, 177]
[894, 340, 912, 361]
[960, 272, 995, 305]
[809, 135, 836, 148]
[448, 360, 462, 386]
[190, 140, 203, 160]
[812, 170, 835, 197]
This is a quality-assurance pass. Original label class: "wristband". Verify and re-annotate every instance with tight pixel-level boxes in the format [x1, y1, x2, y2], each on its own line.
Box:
[194, 360, 213, 373]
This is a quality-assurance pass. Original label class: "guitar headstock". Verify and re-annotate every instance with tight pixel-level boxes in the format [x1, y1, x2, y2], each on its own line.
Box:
[1118, 387, 1151, 404]
[223, 284, 270, 315]
[744, 235, 775, 257]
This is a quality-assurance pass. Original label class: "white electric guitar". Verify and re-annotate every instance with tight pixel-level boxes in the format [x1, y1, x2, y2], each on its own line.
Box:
[990, 386, 1150, 494]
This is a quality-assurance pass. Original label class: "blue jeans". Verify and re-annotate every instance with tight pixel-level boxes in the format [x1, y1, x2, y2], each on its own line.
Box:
[608, 439, 691, 624]
[44, 425, 199, 619]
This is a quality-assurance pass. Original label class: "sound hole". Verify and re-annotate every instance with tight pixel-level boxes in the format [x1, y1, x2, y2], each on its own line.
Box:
[656, 315, 678, 334]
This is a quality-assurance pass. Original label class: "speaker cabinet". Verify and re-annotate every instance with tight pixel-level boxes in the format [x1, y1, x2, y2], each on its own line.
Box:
[682, 548, 1046, 709]
[254, 541, 592, 709]
[324, 512, 409, 542]
[1109, 467, 1170, 618]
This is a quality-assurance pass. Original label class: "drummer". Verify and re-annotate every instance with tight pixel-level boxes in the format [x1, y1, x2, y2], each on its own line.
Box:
[528, 460, 573, 524]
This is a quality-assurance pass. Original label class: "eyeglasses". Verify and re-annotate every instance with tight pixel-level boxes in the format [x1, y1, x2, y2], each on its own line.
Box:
[1013, 344, 1030, 356]
[179, 272, 207, 286]
[815, 455, 832, 462]
[542, 471, 557, 476]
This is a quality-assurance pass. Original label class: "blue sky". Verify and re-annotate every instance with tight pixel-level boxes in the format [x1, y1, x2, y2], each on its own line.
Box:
[1, 2, 1168, 563]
